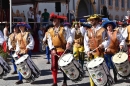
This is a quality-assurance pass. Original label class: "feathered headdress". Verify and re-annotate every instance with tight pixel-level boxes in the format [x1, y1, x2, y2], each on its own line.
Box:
[50, 13, 67, 21]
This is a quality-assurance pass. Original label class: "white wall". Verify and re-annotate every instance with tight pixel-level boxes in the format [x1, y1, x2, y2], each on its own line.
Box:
[101, 0, 127, 20]
[12, 0, 128, 21]
[12, 1, 78, 22]
[12, 4, 33, 22]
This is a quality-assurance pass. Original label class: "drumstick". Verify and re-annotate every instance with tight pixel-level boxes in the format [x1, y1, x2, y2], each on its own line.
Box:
[55, 54, 66, 62]
[90, 46, 99, 53]
[55, 49, 67, 62]
[60, 49, 67, 57]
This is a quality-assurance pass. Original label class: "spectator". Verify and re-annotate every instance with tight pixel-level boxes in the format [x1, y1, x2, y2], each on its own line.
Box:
[38, 26, 44, 52]
[42, 8, 50, 27]
[27, 7, 34, 29]
[36, 11, 42, 31]
[3, 23, 9, 41]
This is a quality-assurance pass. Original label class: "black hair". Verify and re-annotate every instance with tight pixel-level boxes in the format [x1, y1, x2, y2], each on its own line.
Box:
[5, 23, 9, 27]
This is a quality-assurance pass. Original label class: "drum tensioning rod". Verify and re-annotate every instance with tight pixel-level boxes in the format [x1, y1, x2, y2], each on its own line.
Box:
[117, 52, 123, 58]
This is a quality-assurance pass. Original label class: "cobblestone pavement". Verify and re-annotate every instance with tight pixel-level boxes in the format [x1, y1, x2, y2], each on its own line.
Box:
[0, 53, 129, 86]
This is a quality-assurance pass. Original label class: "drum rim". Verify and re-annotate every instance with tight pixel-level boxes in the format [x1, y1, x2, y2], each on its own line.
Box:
[15, 54, 29, 64]
[58, 54, 74, 67]
[112, 52, 128, 64]
[87, 57, 104, 69]
[115, 59, 128, 65]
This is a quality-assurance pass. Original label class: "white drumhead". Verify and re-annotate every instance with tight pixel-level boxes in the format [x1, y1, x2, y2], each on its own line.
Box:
[112, 52, 128, 63]
[58, 53, 73, 67]
[15, 54, 29, 65]
[87, 57, 104, 68]
[12, 53, 18, 58]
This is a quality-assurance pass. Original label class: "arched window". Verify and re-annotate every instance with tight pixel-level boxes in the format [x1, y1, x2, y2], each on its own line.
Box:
[121, 0, 125, 8]
[127, 0, 130, 8]
[108, 0, 113, 6]
[115, 0, 119, 7]
[101, 0, 105, 5]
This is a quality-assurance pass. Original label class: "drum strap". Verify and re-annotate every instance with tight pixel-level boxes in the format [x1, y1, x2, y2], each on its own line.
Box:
[57, 33, 66, 49]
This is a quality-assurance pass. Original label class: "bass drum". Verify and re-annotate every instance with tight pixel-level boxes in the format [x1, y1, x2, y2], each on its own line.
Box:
[112, 52, 130, 78]
[87, 57, 114, 86]
[58, 53, 85, 82]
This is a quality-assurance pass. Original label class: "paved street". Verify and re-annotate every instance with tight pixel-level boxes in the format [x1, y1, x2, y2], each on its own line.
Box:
[0, 53, 129, 86]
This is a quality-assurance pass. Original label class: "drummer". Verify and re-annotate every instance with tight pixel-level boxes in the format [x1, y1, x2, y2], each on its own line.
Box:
[84, 14, 109, 86]
[102, 20, 126, 82]
[71, 20, 86, 68]
[119, 21, 130, 61]
[15, 22, 34, 84]
[46, 13, 72, 86]
[43, 24, 53, 64]
[8, 24, 19, 74]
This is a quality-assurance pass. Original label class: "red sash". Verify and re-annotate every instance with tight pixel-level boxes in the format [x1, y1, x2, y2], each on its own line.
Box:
[2, 41, 8, 53]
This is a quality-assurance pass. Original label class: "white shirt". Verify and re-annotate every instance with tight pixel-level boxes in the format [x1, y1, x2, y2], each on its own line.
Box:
[84, 24, 109, 52]
[0, 30, 5, 45]
[36, 14, 41, 23]
[27, 10, 33, 19]
[15, 33, 35, 52]
[118, 27, 128, 40]
[46, 26, 73, 50]
[71, 26, 86, 40]
[3, 27, 9, 41]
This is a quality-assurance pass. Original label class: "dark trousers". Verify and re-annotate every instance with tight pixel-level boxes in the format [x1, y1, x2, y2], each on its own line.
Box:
[28, 18, 34, 29]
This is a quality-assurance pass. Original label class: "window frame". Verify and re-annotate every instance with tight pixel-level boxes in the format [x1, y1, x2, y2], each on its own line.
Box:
[127, 0, 130, 9]
[108, 0, 113, 6]
[121, 0, 125, 8]
[115, 0, 119, 7]
[101, 0, 105, 5]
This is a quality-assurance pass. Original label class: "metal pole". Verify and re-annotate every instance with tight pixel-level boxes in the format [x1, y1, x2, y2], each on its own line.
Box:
[68, 0, 70, 23]
[10, 0, 12, 33]
[73, 0, 75, 12]
[98, 0, 100, 14]
[90, 0, 91, 15]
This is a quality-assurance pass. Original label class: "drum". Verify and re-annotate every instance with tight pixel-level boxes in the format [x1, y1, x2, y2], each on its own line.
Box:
[87, 57, 114, 86]
[112, 52, 130, 77]
[0, 56, 11, 76]
[58, 53, 85, 82]
[15, 54, 41, 79]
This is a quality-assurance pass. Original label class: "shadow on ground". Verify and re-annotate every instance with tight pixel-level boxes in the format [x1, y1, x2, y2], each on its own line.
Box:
[69, 83, 90, 86]
[32, 51, 46, 55]
[3, 76, 18, 80]
[115, 79, 130, 84]
[32, 77, 63, 84]
[40, 70, 52, 76]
